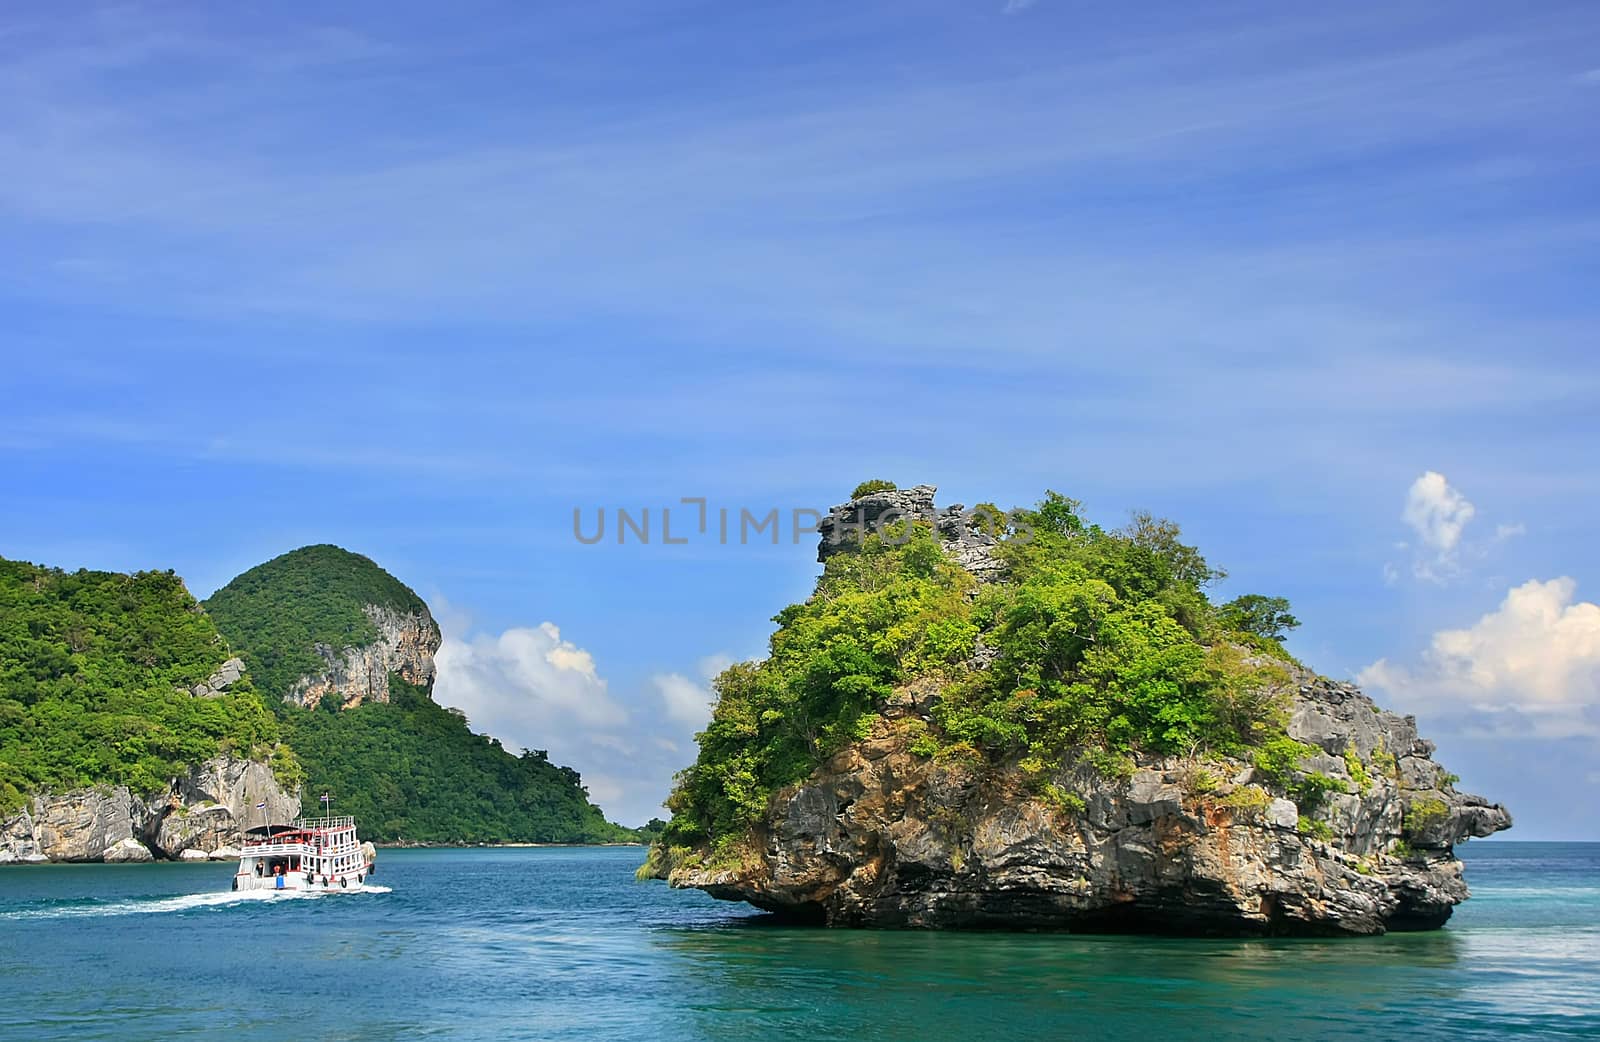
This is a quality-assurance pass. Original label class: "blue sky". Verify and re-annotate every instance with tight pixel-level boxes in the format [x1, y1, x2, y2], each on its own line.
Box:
[2, 1, 1597, 834]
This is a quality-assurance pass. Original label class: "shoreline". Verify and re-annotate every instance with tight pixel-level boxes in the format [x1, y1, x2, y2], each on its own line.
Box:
[1, 841, 648, 866]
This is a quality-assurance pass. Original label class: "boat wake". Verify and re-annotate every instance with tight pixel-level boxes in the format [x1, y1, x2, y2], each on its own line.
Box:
[0, 883, 392, 921]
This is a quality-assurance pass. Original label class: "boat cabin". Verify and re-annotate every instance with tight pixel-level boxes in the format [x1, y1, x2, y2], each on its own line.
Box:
[235, 815, 369, 892]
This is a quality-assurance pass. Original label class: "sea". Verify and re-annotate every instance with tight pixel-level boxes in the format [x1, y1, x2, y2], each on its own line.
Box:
[1, 842, 1595, 1041]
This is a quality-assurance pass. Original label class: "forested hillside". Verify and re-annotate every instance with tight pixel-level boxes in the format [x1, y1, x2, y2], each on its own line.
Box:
[2, 548, 636, 845]
[0, 558, 289, 813]
[284, 676, 634, 843]
[658, 490, 1303, 857]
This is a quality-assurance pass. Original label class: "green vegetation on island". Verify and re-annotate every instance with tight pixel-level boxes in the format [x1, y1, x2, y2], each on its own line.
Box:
[658, 490, 1307, 860]
[0, 558, 289, 813]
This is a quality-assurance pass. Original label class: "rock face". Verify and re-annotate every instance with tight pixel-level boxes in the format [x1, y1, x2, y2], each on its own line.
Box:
[286, 605, 441, 710]
[666, 674, 1509, 934]
[818, 484, 1006, 580]
[0, 756, 300, 864]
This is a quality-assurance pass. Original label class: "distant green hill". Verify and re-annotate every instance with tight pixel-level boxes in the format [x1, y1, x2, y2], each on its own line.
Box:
[0, 558, 289, 813]
[203, 544, 428, 701]
[205, 545, 636, 844]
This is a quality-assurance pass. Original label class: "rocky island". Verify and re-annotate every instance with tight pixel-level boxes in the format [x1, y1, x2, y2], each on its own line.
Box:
[643, 483, 1511, 934]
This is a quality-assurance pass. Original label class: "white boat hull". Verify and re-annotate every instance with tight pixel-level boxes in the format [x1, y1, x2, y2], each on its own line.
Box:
[233, 870, 369, 893]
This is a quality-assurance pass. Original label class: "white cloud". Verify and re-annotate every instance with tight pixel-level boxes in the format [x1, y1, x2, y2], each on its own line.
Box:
[581, 773, 625, 809]
[433, 623, 741, 825]
[1360, 577, 1600, 735]
[651, 652, 737, 729]
[1003, 0, 1038, 13]
[654, 672, 714, 727]
[1495, 521, 1527, 540]
[1401, 471, 1476, 577]
[698, 652, 736, 679]
[434, 622, 628, 762]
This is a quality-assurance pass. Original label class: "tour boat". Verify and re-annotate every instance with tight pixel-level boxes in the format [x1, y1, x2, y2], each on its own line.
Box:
[233, 814, 376, 893]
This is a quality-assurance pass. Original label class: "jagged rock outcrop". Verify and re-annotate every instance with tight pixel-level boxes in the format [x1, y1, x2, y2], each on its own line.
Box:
[147, 757, 301, 858]
[286, 605, 440, 710]
[663, 673, 1509, 934]
[0, 756, 300, 864]
[818, 484, 1005, 579]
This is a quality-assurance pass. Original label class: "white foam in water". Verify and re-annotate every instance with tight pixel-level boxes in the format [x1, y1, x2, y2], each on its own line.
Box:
[1, 883, 392, 921]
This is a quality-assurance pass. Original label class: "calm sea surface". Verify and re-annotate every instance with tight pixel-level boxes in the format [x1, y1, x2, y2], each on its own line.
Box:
[1, 842, 1595, 1040]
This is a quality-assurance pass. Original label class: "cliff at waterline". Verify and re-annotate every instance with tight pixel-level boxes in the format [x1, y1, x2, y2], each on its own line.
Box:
[0, 558, 300, 862]
[643, 483, 1511, 934]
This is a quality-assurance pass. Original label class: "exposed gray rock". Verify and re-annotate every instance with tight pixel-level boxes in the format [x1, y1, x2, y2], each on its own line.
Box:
[147, 757, 302, 858]
[190, 656, 246, 698]
[1, 786, 144, 863]
[818, 485, 939, 560]
[1, 755, 300, 864]
[285, 604, 441, 710]
[818, 484, 1007, 580]
[663, 670, 1510, 935]
[104, 837, 155, 863]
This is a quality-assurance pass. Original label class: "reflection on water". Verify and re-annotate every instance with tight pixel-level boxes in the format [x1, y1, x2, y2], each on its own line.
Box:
[653, 921, 1469, 1041]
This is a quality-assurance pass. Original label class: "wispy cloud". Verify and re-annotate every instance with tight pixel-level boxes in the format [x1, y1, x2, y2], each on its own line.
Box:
[652, 652, 736, 729]
[1401, 471, 1476, 580]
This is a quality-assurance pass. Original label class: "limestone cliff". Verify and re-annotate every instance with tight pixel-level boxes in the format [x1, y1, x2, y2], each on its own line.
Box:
[286, 604, 440, 710]
[0, 756, 300, 864]
[202, 544, 442, 711]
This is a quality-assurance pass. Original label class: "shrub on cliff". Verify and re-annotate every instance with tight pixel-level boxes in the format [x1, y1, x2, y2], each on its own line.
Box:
[850, 479, 898, 498]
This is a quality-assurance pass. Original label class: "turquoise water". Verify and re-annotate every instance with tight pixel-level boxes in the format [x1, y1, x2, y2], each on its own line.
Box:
[1, 842, 1596, 1040]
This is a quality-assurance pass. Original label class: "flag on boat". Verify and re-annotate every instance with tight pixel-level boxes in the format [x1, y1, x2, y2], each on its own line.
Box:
[255, 799, 267, 809]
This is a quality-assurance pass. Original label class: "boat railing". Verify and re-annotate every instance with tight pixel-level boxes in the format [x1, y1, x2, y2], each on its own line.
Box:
[292, 815, 356, 830]
[240, 840, 313, 856]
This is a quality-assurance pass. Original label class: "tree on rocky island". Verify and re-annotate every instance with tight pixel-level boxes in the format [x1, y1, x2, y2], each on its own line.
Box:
[1218, 594, 1302, 642]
